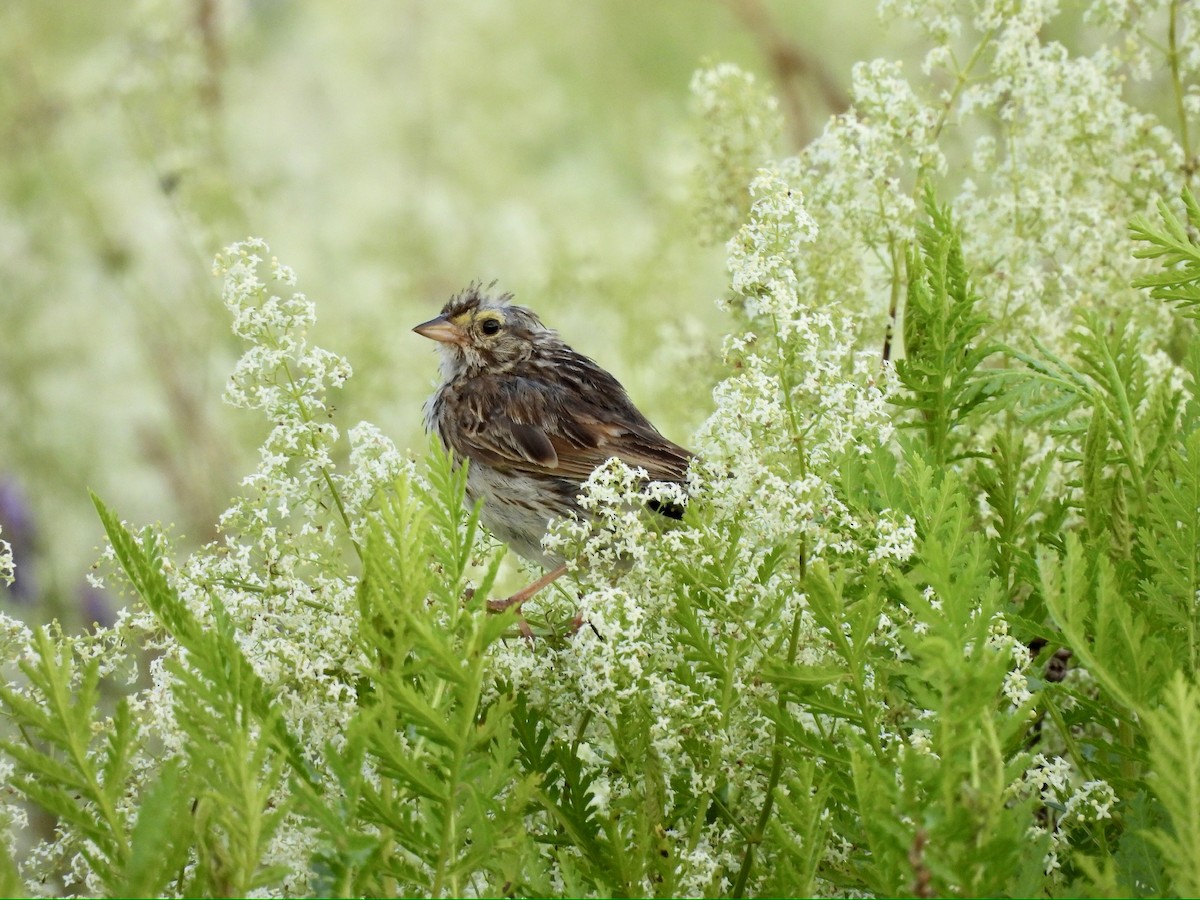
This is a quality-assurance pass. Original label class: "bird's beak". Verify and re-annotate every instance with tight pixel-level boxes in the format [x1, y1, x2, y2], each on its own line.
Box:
[412, 314, 465, 345]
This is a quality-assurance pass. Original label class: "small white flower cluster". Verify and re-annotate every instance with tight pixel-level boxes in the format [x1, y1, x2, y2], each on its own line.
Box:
[542, 457, 684, 573]
[913, 584, 943, 639]
[0, 526, 12, 587]
[1009, 753, 1117, 875]
[341, 422, 422, 543]
[868, 513, 918, 567]
[908, 726, 937, 758]
[725, 165, 819, 312]
[689, 64, 783, 244]
[1063, 778, 1117, 824]
[1084, 0, 1200, 84]
[0, 755, 26, 864]
[0, 605, 41, 889]
[214, 240, 353, 540]
[699, 165, 896, 564]
[496, 446, 814, 891]
[0, 611, 31, 658]
[986, 614, 1036, 711]
[673, 831, 738, 898]
[878, 0, 961, 43]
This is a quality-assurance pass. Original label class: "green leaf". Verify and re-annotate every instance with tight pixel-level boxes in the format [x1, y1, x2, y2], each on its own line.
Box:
[1110, 791, 1171, 897]
[894, 186, 998, 465]
[1040, 534, 1172, 714]
[0, 833, 25, 899]
[1130, 188, 1200, 319]
[1139, 429, 1200, 676]
[329, 466, 541, 897]
[1144, 674, 1200, 896]
[115, 761, 194, 898]
[90, 491, 314, 788]
[0, 626, 133, 888]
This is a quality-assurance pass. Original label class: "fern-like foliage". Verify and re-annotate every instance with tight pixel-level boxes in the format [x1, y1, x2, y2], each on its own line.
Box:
[303, 443, 541, 898]
[91, 496, 298, 896]
[0, 628, 139, 890]
[1140, 429, 1200, 675]
[1130, 187, 1200, 318]
[1144, 674, 1200, 896]
[884, 457, 1040, 897]
[894, 186, 997, 465]
[975, 425, 1063, 615]
[1040, 534, 1175, 714]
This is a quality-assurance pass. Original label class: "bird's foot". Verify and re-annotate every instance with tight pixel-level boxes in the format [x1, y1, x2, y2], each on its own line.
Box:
[485, 563, 569, 614]
[485, 563, 569, 643]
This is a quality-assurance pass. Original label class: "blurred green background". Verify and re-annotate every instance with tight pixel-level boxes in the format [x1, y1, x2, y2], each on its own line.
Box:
[0, 1, 909, 628]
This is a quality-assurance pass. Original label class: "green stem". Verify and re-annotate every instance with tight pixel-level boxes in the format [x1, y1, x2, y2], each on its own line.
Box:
[430, 655, 484, 897]
[280, 357, 364, 562]
[38, 635, 130, 866]
[571, 708, 594, 760]
[1042, 693, 1092, 779]
[1168, 0, 1194, 169]
[1097, 346, 1151, 516]
[771, 312, 804, 449]
[1118, 717, 1138, 782]
[929, 28, 996, 146]
[730, 580, 805, 897]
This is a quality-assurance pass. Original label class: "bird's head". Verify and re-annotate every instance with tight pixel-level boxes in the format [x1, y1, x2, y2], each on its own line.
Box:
[413, 285, 550, 376]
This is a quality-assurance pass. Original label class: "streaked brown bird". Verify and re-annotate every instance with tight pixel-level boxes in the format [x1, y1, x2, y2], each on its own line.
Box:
[414, 285, 692, 612]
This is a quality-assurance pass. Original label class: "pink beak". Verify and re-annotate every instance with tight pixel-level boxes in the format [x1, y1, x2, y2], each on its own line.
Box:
[412, 315, 465, 345]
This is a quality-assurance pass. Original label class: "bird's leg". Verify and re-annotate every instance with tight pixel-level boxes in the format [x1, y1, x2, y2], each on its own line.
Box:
[487, 564, 569, 644]
[486, 563, 569, 614]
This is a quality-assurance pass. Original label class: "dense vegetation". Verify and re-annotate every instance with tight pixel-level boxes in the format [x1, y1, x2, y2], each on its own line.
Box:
[3, 1, 1200, 896]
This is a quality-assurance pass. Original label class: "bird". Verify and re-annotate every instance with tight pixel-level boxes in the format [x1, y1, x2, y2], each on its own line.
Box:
[414, 284, 692, 615]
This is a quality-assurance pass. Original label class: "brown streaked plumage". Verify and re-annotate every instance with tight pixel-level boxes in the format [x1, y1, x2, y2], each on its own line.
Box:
[414, 285, 692, 576]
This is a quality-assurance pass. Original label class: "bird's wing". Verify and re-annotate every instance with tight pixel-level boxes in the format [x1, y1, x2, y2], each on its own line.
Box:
[449, 363, 692, 485]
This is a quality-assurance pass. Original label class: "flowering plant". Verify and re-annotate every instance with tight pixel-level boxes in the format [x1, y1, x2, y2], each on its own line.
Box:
[3, 1, 1200, 897]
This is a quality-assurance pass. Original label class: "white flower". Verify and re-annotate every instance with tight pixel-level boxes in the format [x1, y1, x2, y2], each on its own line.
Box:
[690, 63, 784, 243]
[869, 513, 918, 566]
[0, 532, 11, 588]
[1064, 779, 1117, 823]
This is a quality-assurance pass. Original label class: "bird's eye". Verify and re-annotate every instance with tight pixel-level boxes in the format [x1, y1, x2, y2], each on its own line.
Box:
[480, 318, 502, 336]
